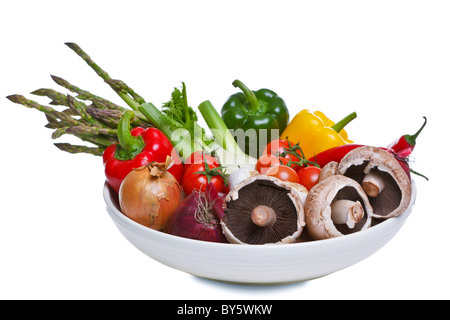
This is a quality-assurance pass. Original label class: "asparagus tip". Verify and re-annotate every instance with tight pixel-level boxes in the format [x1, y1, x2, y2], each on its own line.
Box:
[64, 42, 77, 48]
[6, 94, 23, 103]
[50, 74, 67, 86]
[30, 89, 44, 96]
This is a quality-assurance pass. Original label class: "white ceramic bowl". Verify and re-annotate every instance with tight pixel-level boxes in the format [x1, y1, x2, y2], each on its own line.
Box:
[104, 180, 416, 285]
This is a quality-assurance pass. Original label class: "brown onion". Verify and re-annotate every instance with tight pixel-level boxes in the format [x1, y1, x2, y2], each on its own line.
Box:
[119, 157, 181, 230]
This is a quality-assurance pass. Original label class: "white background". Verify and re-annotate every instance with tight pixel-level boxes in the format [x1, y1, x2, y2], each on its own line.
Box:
[1, 0, 448, 300]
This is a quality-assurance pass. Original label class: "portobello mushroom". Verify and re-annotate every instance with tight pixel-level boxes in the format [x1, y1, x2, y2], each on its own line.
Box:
[221, 175, 307, 244]
[305, 175, 373, 240]
[337, 146, 412, 219]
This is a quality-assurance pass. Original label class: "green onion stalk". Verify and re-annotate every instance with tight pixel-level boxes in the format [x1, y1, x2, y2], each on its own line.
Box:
[198, 101, 257, 173]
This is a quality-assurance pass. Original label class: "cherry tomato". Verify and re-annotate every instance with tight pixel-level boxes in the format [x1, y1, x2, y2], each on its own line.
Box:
[184, 151, 220, 169]
[182, 162, 225, 195]
[297, 166, 321, 190]
[263, 139, 301, 169]
[264, 139, 290, 156]
[256, 153, 289, 174]
[221, 185, 230, 194]
[266, 165, 300, 184]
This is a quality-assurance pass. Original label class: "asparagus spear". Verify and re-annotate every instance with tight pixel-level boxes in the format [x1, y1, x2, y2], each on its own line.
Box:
[85, 107, 121, 128]
[50, 75, 107, 103]
[65, 42, 145, 110]
[48, 74, 149, 124]
[7, 94, 78, 126]
[105, 78, 146, 105]
[66, 94, 97, 125]
[31, 88, 70, 107]
[54, 143, 104, 156]
[32, 75, 150, 129]
[6, 43, 154, 157]
[6, 94, 118, 154]
[66, 125, 117, 137]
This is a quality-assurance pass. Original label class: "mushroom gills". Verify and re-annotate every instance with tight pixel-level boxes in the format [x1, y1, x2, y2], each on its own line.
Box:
[343, 162, 402, 218]
[223, 180, 299, 244]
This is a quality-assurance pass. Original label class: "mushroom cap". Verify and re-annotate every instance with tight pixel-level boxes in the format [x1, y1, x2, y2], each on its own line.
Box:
[305, 175, 373, 240]
[318, 161, 339, 182]
[221, 175, 307, 244]
[337, 146, 412, 219]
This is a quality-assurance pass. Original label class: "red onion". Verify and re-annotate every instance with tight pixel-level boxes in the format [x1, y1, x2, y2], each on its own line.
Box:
[167, 183, 228, 243]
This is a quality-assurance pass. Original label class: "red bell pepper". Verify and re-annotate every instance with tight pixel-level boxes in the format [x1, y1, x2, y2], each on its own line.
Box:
[103, 111, 184, 193]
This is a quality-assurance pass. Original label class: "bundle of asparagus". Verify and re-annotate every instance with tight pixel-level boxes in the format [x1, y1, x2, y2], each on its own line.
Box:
[6, 43, 150, 156]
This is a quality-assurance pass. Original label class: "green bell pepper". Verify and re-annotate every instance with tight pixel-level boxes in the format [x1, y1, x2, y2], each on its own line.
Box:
[221, 79, 289, 157]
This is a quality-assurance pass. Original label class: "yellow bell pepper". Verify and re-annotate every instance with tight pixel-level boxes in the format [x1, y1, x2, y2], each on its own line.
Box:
[280, 110, 356, 159]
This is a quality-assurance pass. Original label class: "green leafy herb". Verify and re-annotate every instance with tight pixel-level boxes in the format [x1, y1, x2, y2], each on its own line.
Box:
[161, 82, 199, 138]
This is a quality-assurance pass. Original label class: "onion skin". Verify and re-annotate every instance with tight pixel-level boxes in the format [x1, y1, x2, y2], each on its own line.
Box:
[119, 161, 181, 231]
[167, 185, 228, 243]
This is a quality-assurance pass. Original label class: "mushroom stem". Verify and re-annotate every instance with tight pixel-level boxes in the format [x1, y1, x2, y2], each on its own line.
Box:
[362, 172, 385, 197]
[251, 205, 277, 227]
[330, 200, 364, 229]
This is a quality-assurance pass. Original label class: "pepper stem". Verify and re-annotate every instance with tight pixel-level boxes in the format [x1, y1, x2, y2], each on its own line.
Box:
[331, 112, 357, 133]
[114, 110, 145, 161]
[232, 79, 260, 113]
[404, 116, 427, 146]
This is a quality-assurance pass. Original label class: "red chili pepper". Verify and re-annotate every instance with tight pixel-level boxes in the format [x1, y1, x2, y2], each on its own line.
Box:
[387, 117, 427, 158]
[310, 144, 364, 166]
[309, 117, 428, 180]
[103, 111, 185, 193]
[309, 144, 411, 178]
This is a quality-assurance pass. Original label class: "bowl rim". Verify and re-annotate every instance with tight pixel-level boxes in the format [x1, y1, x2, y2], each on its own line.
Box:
[103, 178, 416, 250]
